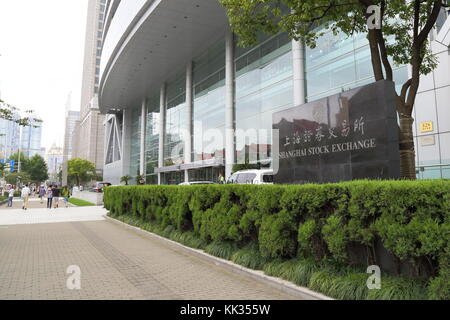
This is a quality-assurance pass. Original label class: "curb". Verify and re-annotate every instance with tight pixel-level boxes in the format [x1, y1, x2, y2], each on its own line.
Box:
[105, 215, 333, 301]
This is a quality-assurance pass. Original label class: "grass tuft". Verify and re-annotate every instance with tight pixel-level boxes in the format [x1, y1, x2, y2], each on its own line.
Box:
[366, 277, 427, 300]
[69, 198, 96, 207]
[231, 243, 269, 270]
[205, 241, 238, 260]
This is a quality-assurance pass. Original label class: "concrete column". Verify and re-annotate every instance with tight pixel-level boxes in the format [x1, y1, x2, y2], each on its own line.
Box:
[225, 30, 236, 180]
[158, 83, 166, 185]
[292, 39, 306, 106]
[139, 98, 147, 177]
[184, 61, 193, 183]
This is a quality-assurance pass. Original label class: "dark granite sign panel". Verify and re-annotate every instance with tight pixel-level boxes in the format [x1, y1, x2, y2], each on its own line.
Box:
[273, 80, 400, 184]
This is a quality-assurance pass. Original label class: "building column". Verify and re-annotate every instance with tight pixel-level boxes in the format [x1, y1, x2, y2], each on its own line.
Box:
[292, 39, 306, 106]
[158, 83, 166, 185]
[139, 99, 147, 177]
[184, 61, 193, 183]
[225, 30, 236, 180]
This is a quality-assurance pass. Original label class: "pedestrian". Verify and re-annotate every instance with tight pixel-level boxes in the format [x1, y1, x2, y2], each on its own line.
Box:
[218, 173, 225, 184]
[7, 187, 15, 207]
[21, 184, 31, 211]
[52, 185, 61, 209]
[39, 186, 46, 204]
[46, 186, 53, 209]
[61, 186, 70, 208]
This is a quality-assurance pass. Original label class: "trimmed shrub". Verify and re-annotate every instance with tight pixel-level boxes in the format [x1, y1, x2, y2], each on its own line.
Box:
[103, 180, 450, 300]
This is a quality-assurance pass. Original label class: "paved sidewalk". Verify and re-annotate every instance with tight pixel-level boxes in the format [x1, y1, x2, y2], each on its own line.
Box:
[0, 202, 105, 226]
[0, 217, 299, 300]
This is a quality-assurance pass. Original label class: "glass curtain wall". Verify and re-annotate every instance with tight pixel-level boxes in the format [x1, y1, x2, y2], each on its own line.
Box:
[192, 38, 226, 163]
[145, 94, 160, 184]
[305, 30, 408, 102]
[234, 32, 293, 166]
[129, 107, 141, 177]
[164, 72, 187, 166]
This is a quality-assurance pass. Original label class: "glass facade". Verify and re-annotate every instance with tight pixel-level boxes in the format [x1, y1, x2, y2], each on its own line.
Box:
[20, 122, 42, 158]
[192, 39, 226, 163]
[306, 29, 408, 102]
[130, 107, 141, 177]
[145, 94, 160, 184]
[235, 33, 293, 166]
[164, 72, 187, 166]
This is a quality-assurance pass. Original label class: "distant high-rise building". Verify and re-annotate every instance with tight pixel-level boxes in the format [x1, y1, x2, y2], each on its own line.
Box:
[63, 93, 80, 161]
[46, 143, 64, 183]
[72, 0, 107, 175]
[0, 109, 20, 160]
[62, 93, 80, 185]
[20, 117, 42, 158]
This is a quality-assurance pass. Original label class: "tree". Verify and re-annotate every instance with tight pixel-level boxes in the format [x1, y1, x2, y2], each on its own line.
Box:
[67, 158, 97, 186]
[27, 154, 49, 184]
[220, 0, 449, 179]
[120, 175, 132, 185]
[5, 172, 32, 185]
[8, 152, 30, 173]
[0, 99, 43, 127]
[136, 174, 146, 185]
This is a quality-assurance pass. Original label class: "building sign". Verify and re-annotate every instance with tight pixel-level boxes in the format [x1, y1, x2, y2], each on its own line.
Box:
[419, 121, 433, 133]
[273, 80, 400, 184]
[419, 135, 435, 146]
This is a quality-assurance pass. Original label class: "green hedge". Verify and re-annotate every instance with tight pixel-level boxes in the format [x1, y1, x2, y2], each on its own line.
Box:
[104, 181, 450, 300]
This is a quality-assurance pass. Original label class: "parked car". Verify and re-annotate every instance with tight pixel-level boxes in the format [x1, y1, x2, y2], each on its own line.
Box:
[227, 169, 274, 185]
[179, 181, 215, 186]
[91, 182, 112, 193]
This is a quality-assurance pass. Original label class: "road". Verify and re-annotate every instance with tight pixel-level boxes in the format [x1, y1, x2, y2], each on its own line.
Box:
[0, 199, 299, 300]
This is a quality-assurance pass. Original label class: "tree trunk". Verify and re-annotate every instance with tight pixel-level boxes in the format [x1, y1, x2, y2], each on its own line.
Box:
[399, 115, 416, 179]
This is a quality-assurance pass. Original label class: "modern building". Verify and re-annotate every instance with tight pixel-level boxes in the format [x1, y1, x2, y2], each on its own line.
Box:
[63, 109, 80, 159]
[99, 1, 450, 185]
[19, 117, 42, 158]
[0, 108, 20, 161]
[46, 143, 64, 182]
[414, 8, 450, 179]
[62, 93, 80, 185]
[72, 0, 107, 174]
[62, 93, 80, 161]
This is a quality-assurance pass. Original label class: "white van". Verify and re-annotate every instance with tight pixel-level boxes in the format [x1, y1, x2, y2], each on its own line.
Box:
[227, 169, 274, 185]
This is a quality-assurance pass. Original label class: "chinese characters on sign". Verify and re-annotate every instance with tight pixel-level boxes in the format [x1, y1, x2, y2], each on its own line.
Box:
[284, 117, 366, 146]
[273, 80, 400, 184]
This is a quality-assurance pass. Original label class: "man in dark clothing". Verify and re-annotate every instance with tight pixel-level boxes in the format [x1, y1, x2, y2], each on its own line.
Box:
[52, 186, 61, 209]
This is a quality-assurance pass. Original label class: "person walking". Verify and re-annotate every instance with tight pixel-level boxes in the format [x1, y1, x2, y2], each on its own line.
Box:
[7, 187, 15, 207]
[52, 185, 61, 209]
[46, 186, 53, 209]
[61, 186, 70, 208]
[21, 184, 31, 211]
[38, 186, 46, 204]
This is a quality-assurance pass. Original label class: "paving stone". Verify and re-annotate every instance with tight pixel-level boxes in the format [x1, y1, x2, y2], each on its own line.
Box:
[0, 209, 299, 300]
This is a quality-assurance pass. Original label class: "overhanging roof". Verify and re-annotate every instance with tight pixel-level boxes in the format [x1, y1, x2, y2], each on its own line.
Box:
[99, 0, 230, 113]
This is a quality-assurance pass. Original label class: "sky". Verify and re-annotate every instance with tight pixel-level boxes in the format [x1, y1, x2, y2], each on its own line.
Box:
[0, 0, 88, 152]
